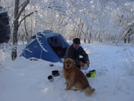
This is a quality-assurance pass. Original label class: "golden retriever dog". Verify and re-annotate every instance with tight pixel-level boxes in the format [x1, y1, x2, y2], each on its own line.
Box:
[63, 58, 95, 96]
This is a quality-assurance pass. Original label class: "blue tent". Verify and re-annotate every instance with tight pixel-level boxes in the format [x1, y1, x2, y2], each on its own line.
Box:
[20, 30, 69, 62]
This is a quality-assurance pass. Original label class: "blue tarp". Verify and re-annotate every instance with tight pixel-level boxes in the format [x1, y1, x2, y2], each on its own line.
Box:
[0, 6, 10, 43]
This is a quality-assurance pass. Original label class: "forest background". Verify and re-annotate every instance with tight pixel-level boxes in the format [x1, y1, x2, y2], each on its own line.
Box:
[1, 0, 134, 45]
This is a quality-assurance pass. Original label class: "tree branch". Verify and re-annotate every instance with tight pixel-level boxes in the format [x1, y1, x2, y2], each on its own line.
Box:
[18, 11, 37, 26]
[19, 1, 26, 9]
[15, 0, 30, 20]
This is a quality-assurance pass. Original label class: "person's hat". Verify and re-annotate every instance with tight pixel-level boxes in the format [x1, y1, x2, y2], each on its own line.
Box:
[73, 38, 80, 44]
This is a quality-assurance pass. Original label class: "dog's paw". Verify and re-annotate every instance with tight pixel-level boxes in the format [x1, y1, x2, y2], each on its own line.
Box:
[65, 88, 68, 91]
[65, 87, 71, 91]
[73, 89, 78, 91]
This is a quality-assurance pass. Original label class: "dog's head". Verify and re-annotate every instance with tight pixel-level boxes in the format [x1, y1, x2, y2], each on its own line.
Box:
[63, 58, 75, 69]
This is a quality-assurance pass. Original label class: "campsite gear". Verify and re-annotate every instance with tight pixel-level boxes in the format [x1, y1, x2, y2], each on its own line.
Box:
[48, 75, 54, 82]
[29, 58, 38, 61]
[0, 6, 10, 43]
[50, 64, 54, 67]
[81, 64, 89, 70]
[86, 70, 96, 78]
[20, 30, 69, 62]
[52, 70, 60, 77]
[47, 70, 60, 82]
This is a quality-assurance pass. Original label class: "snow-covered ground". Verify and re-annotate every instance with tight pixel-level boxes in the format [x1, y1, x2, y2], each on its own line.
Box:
[0, 43, 134, 101]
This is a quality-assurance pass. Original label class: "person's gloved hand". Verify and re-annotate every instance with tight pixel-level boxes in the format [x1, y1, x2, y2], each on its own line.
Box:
[86, 61, 90, 67]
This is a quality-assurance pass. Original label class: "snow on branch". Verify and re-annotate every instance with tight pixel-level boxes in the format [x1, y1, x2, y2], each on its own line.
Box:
[35, 33, 48, 52]
[48, 1, 66, 14]
[18, 10, 37, 26]
[0, 6, 6, 14]
[15, 0, 30, 20]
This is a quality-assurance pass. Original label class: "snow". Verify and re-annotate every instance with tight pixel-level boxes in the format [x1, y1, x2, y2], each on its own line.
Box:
[0, 43, 134, 101]
[0, 6, 6, 14]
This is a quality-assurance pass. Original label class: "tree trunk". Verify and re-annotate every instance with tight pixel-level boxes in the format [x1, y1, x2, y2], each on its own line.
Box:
[11, 0, 30, 60]
[11, 0, 19, 60]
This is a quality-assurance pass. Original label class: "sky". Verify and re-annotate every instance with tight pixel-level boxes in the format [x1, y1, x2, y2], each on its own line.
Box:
[0, 43, 134, 101]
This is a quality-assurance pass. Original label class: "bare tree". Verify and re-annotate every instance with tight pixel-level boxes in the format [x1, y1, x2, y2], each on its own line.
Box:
[11, 0, 35, 60]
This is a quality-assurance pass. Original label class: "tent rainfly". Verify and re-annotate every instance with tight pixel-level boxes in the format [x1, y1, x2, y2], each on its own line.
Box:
[20, 30, 69, 62]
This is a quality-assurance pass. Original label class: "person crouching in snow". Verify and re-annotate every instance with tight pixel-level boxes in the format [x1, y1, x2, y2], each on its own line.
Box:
[64, 38, 90, 69]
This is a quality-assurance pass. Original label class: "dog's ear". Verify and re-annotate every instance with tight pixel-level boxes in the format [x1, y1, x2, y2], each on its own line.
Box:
[63, 59, 66, 67]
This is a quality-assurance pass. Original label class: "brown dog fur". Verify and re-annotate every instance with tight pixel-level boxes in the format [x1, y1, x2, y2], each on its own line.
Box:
[63, 58, 95, 96]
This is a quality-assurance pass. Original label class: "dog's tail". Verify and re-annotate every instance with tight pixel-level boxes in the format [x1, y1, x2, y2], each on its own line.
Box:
[84, 87, 95, 96]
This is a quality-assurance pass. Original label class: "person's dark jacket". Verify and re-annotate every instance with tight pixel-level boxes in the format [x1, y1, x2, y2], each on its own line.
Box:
[64, 44, 89, 65]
